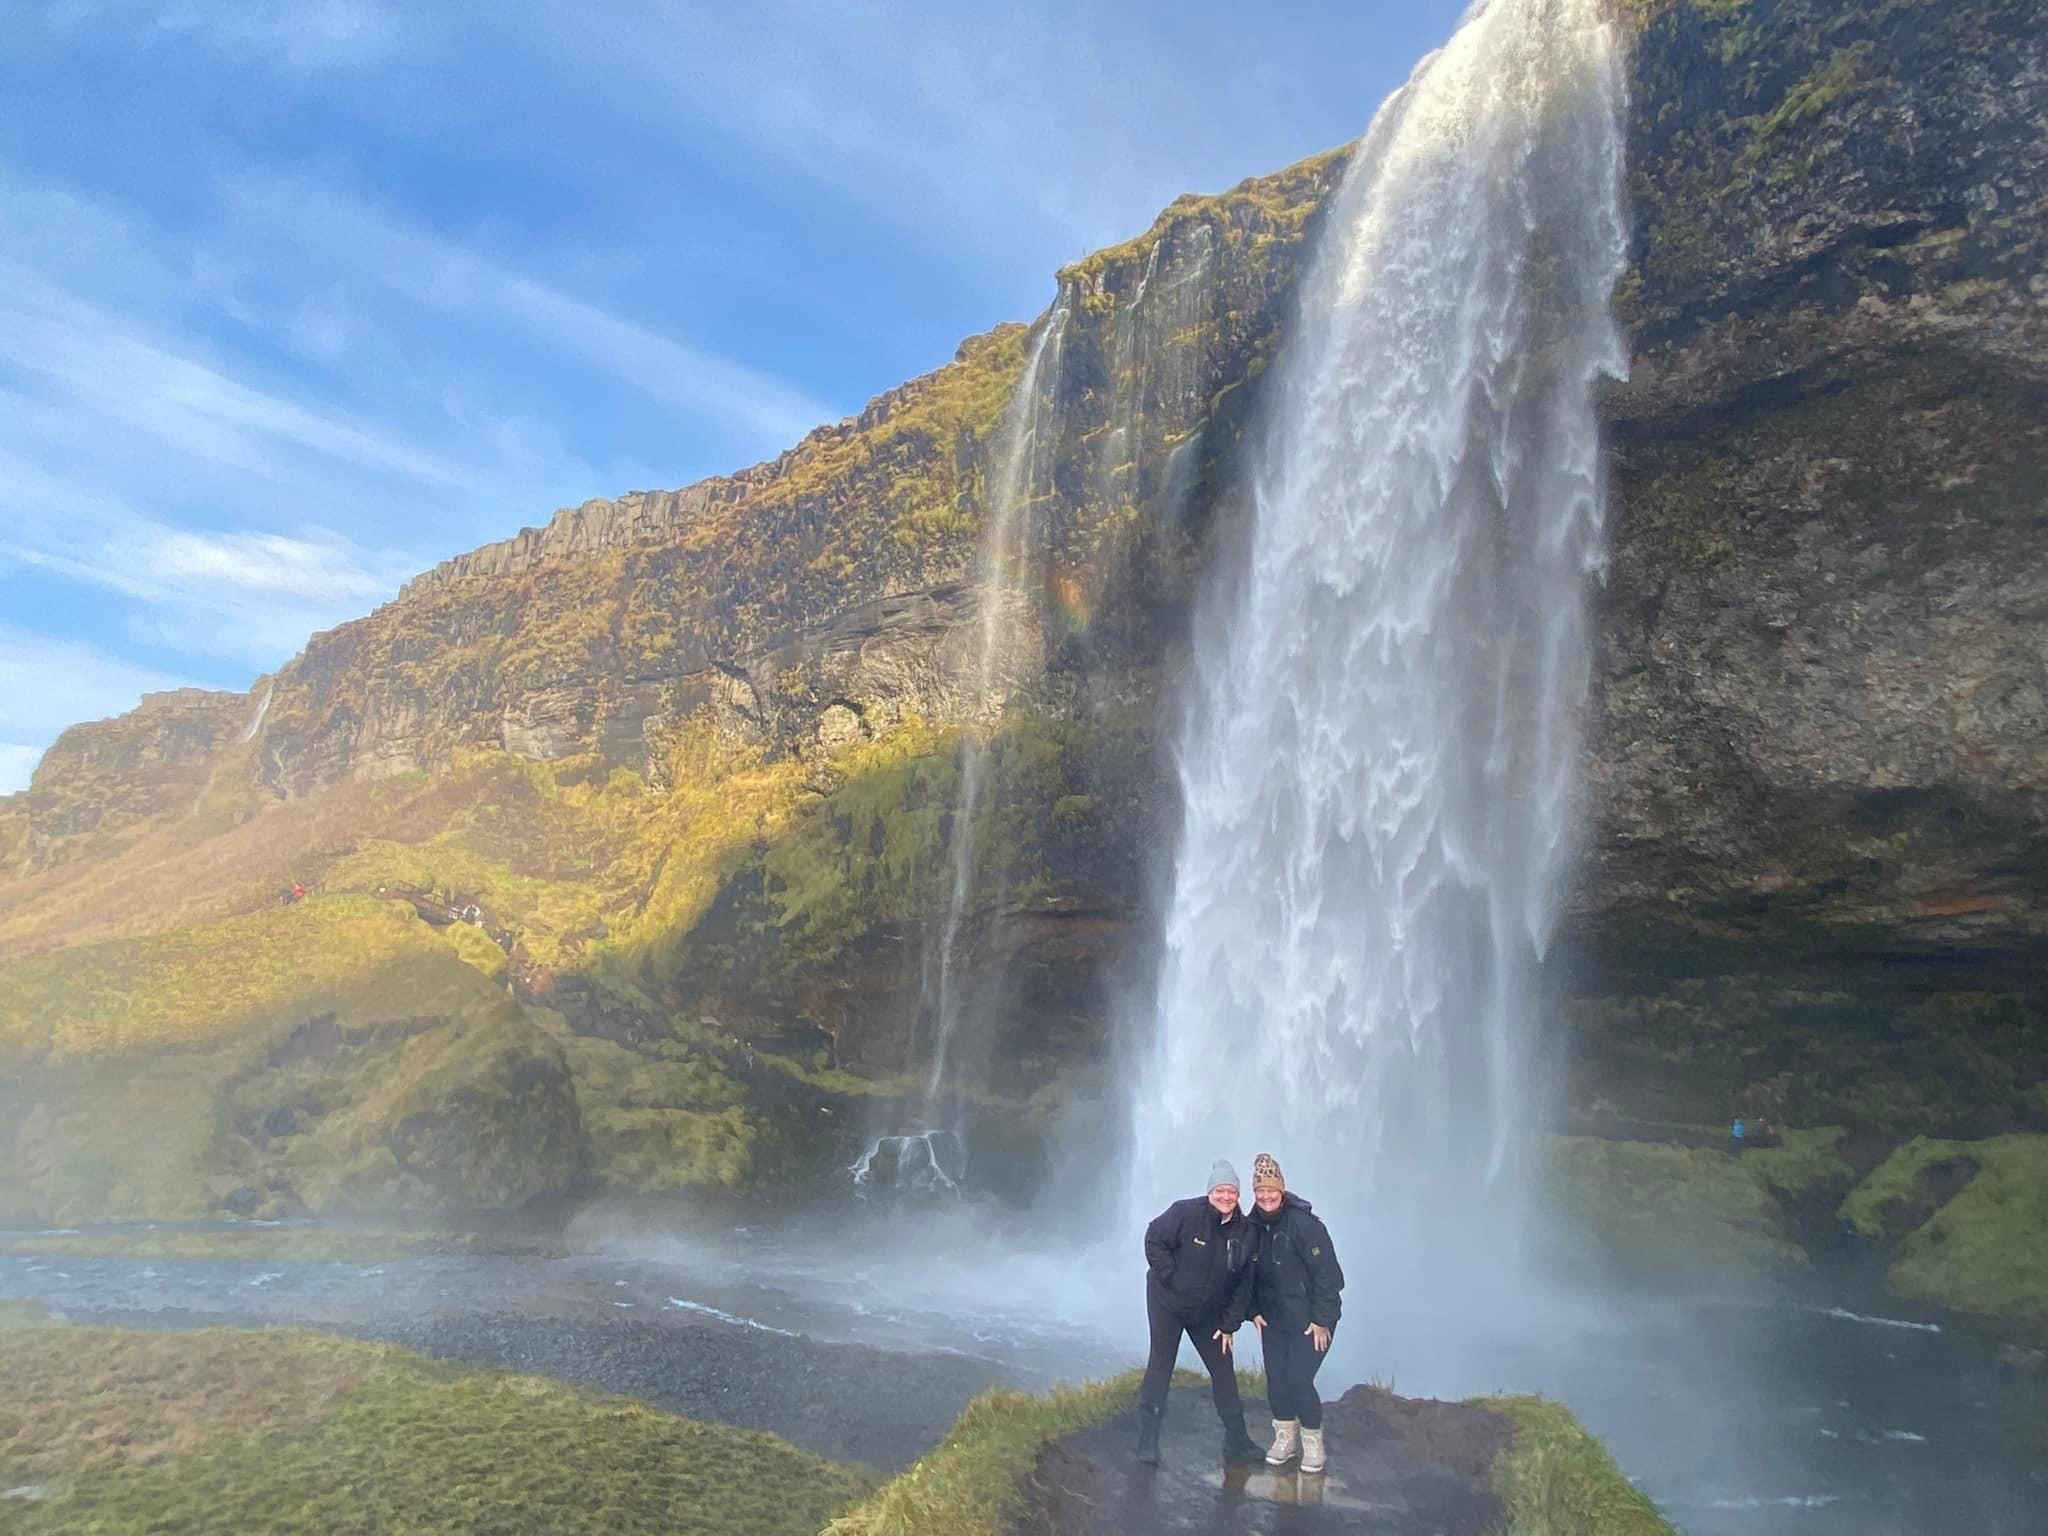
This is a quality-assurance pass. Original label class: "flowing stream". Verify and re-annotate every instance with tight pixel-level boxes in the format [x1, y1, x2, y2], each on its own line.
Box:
[1129, 0, 1630, 1339]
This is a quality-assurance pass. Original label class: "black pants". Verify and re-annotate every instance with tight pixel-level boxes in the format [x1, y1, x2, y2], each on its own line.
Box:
[1261, 1321, 1329, 1429]
[1139, 1291, 1244, 1421]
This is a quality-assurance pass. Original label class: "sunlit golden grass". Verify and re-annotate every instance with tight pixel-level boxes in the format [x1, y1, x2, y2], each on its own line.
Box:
[0, 746, 484, 965]
[0, 722, 818, 1054]
[0, 894, 441, 1057]
[0, 1325, 374, 1476]
[0, 1323, 874, 1536]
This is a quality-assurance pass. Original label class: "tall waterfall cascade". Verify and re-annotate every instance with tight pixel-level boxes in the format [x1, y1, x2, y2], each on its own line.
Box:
[1127, 0, 1630, 1359]
[919, 300, 1071, 1114]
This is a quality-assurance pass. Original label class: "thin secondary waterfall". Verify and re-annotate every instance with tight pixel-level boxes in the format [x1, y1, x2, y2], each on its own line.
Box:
[921, 299, 1072, 1112]
[1128, 0, 1629, 1336]
[240, 683, 274, 743]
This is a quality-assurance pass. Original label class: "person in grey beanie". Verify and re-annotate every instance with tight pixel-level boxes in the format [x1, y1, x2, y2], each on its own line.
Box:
[1133, 1158, 1261, 1466]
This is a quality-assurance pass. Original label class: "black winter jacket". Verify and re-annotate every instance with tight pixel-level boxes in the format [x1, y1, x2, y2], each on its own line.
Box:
[1248, 1192, 1344, 1333]
[1143, 1196, 1256, 1328]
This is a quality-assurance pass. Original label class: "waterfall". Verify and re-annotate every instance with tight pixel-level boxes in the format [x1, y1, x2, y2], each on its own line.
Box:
[921, 299, 1072, 1112]
[1127, 0, 1629, 1361]
[240, 683, 274, 743]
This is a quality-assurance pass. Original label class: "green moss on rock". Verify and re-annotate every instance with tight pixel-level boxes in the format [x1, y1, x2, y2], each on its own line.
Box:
[1839, 1134, 2048, 1324]
[1546, 1135, 1808, 1276]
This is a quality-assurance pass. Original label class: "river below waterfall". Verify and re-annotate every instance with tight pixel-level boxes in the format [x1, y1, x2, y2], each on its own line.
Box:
[3, 1214, 2040, 1533]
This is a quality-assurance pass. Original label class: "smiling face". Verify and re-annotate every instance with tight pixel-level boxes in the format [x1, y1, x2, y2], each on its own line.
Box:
[1208, 1184, 1240, 1216]
[1254, 1184, 1284, 1213]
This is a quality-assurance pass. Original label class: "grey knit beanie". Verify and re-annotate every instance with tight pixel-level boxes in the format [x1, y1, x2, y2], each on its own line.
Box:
[1207, 1157, 1241, 1194]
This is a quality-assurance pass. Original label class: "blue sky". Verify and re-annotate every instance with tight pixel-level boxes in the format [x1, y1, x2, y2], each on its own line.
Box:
[0, 0, 1471, 794]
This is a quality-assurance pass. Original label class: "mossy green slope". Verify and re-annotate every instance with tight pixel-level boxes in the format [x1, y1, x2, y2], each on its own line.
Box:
[0, 1322, 873, 1536]
[1544, 1134, 1818, 1277]
[1839, 1134, 2048, 1324]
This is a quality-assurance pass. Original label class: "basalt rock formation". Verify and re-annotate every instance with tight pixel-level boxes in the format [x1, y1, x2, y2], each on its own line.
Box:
[1, 0, 2043, 1232]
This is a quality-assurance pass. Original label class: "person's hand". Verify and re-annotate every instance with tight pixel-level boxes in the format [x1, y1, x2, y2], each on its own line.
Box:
[1252, 1314, 1266, 1334]
[1214, 1328, 1232, 1355]
[1306, 1323, 1331, 1353]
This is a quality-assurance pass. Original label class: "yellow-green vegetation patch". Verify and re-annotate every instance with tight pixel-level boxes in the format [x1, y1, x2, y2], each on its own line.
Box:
[1546, 1136, 1807, 1275]
[555, 1026, 779, 1192]
[0, 1325, 376, 1476]
[825, 1370, 1144, 1536]
[1743, 1125, 1855, 1201]
[0, 937, 584, 1223]
[1489, 1395, 1677, 1536]
[1839, 1135, 2048, 1324]
[0, 893, 437, 1057]
[3, 1052, 237, 1223]
[0, 1325, 872, 1536]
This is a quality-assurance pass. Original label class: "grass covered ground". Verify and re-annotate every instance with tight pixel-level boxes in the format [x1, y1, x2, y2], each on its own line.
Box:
[1488, 1395, 1676, 1536]
[825, 1369, 1152, 1536]
[0, 1319, 873, 1536]
[1544, 1134, 1817, 1276]
[1838, 1133, 2048, 1325]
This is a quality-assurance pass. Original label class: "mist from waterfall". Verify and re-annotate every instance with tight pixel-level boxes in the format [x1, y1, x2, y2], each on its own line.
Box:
[1126, 0, 1630, 1386]
[920, 300, 1071, 1114]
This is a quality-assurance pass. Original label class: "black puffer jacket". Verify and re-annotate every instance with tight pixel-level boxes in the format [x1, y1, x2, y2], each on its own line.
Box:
[1144, 1196, 1256, 1327]
[1248, 1192, 1344, 1333]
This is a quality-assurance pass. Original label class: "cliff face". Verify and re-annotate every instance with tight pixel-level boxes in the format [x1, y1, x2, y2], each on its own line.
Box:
[235, 148, 1350, 806]
[1590, 0, 2048, 959]
[2, 690, 253, 858]
[1, 0, 2043, 1225]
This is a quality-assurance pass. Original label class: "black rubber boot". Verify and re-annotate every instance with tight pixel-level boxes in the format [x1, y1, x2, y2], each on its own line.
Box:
[1221, 1412, 1263, 1465]
[1135, 1403, 1163, 1465]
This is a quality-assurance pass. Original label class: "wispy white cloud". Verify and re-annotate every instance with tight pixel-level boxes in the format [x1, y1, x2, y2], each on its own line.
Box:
[0, 264, 472, 488]
[507, 0, 1391, 271]
[223, 176, 841, 448]
[0, 165, 652, 676]
[160, 0, 399, 68]
[45, 0, 403, 71]
[145, 528, 391, 604]
[0, 442, 414, 667]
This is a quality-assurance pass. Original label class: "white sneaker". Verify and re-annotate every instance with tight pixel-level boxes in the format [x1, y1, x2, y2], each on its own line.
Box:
[1300, 1426, 1326, 1473]
[1265, 1418, 1300, 1465]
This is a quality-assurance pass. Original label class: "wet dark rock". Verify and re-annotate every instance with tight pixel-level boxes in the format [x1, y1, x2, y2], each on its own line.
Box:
[1013, 1383, 1509, 1536]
